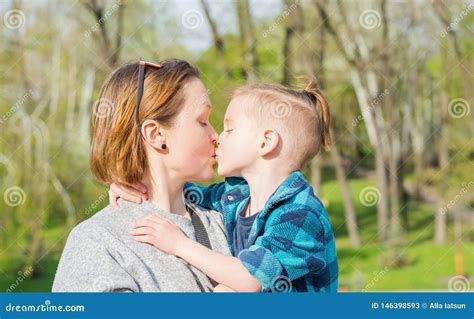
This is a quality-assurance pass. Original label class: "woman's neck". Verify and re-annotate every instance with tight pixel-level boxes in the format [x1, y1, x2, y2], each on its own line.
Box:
[141, 166, 187, 216]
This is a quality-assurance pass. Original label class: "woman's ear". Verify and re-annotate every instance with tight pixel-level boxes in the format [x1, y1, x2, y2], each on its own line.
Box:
[258, 129, 280, 156]
[141, 119, 167, 151]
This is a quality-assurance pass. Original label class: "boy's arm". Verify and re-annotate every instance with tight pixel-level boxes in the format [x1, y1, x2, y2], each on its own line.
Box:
[176, 237, 261, 292]
[131, 212, 260, 292]
[213, 284, 237, 292]
[183, 182, 225, 212]
[237, 209, 329, 291]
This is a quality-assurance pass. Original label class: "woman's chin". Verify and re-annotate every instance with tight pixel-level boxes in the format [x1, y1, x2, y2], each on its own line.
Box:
[201, 167, 215, 180]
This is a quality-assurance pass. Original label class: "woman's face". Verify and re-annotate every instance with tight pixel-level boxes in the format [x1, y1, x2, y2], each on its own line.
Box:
[163, 78, 218, 182]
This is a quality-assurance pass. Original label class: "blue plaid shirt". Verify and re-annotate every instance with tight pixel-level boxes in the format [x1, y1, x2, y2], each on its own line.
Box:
[185, 171, 338, 292]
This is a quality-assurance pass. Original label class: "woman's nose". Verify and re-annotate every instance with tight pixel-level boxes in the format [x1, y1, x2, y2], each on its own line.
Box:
[210, 127, 218, 144]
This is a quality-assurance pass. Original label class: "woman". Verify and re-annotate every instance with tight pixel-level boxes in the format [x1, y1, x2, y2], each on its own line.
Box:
[52, 59, 230, 292]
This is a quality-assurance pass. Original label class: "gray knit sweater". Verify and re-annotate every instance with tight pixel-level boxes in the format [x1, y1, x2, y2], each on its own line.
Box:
[52, 199, 230, 292]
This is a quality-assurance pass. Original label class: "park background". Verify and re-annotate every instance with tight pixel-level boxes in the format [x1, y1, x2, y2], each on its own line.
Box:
[0, 0, 472, 292]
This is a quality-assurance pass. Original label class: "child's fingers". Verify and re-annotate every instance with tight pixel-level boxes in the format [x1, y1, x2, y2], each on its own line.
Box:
[145, 215, 168, 224]
[135, 182, 148, 194]
[110, 183, 144, 204]
[109, 189, 119, 209]
[213, 284, 236, 292]
[133, 215, 167, 227]
[133, 217, 163, 229]
[122, 183, 147, 197]
[129, 226, 155, 236]
[132, 235, 154, 244]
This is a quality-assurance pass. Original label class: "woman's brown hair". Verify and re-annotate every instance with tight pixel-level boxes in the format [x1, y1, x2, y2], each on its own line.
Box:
[90, 59, 199, 186]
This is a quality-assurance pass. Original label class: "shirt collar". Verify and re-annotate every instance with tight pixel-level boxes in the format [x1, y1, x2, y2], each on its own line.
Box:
[224, 170, 308, 214]
[260, 170, 307, 216]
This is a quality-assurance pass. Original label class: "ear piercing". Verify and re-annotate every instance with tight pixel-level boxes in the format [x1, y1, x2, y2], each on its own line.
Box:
[161, 144, 167, 150]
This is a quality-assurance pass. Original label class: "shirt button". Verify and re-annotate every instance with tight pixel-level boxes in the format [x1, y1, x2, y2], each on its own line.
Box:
[227, 195, 234, 201]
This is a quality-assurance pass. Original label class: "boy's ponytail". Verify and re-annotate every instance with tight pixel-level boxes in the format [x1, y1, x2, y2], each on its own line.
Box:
[302, 78, 332, 151]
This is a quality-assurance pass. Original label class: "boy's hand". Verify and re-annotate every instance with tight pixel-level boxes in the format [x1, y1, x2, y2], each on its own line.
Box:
[109, 182, 148, 208]
[130, 214, 187, 256]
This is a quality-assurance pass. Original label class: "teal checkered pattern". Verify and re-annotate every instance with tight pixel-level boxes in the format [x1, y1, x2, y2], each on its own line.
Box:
[184, 171, 338, 292]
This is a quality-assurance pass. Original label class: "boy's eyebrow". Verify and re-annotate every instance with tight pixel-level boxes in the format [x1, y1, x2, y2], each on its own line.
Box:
[224, 118, 233, 124]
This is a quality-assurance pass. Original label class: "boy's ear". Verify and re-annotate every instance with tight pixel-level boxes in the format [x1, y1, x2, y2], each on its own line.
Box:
[141, 119, 167, 151]
[258, 129, 280, 156]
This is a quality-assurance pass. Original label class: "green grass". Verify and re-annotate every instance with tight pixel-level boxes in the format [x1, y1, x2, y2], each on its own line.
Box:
[321, 178, 473, 291]
[0, 177, 472, 292]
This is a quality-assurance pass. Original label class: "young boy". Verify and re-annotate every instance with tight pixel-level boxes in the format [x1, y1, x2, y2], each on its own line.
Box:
[112, 79, 338, 292]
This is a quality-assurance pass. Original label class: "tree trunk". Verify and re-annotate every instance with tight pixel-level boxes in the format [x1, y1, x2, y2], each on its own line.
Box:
[331, 127, 361, 247]
[236, 0, 259, 83]
[435, 39, 450, 245]
[380, 0, 403, 242]
[200, 0, 231, 78]
[281, 0, 303, 85]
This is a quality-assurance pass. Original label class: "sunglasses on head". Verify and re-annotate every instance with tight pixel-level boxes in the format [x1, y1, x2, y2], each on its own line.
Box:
[135, 58, 162, 129]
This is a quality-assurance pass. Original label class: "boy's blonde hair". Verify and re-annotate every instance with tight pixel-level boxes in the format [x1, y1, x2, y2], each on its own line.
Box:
[232, 78, 331, 169]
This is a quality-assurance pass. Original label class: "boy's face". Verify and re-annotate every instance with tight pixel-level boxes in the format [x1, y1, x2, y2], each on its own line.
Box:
[216, 96, 260, 177]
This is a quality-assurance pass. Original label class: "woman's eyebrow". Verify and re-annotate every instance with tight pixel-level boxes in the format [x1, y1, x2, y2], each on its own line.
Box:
[198, 103, 212, 116]
[202, 100, 212, 109]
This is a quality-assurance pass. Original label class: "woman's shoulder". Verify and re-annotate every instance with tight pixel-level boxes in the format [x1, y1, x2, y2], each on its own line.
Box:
[68, 200, 137, 240]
